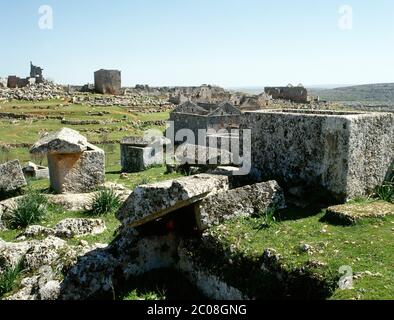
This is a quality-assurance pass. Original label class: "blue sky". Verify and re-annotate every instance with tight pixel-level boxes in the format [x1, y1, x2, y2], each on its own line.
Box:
[0, 0, 393, 87]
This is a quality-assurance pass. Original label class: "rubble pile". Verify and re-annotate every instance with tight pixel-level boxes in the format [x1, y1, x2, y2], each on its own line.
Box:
[72, 94, 173, 110]
[0, 82, 70, 101]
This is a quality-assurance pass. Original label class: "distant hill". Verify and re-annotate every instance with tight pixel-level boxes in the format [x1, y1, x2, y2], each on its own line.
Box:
[309, 83, 394, 105]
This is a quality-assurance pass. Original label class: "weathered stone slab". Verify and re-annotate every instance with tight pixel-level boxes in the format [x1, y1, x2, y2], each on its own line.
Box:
[30, 128, 88, 155]
[194, 180, 286, 230]
[324, 201, 394, 225]
[0, 160, 27, 193]
[116, 174, 230, 227]
[241, 109, 394, 201]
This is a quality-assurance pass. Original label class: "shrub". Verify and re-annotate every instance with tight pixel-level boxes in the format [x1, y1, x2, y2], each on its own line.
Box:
[0, 261, 24, 297]
[89, 188, 121, 216]
[375, 183, 394, 203]
[8, 191, 48, 229]
[253, 207, 277, 231]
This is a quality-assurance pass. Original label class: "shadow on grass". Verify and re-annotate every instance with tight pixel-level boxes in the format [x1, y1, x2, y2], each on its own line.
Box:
[275, 205, 324, 222]
[117, 268, 206, 301]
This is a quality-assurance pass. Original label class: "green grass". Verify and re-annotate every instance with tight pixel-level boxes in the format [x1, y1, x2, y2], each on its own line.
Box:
[191, 207, 394, 300]
[123, 289, 166, 301]
[375, 183, 394, 203]
[0, 261, 24, 298]
[7, 191, 49, 229]
[88, 189, 122, 216]
[0, 100, 169, 147]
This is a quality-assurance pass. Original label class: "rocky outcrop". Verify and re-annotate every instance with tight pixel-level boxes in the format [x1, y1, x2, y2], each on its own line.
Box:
[54, 219, 106, 239]
[18, 218, 106, 240]
[0, 160, 27, 193]
[0, 235, 108, 300]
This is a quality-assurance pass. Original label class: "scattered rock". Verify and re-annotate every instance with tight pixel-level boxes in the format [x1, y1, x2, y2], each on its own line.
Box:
[24, 236, 67, 271]
[54, 218, 106, 239]
[0, 159, 27, 193]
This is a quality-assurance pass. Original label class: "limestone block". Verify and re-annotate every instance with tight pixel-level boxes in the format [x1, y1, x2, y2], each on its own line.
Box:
[241, 109, 394, 201]
[47, 143, 105, 194]
[121, 145, 163, 173]
[194, 180, 286, 230]
[30, 128, 88, 155]
[116, 174, 231, 227]
[0, 160, 27, 193]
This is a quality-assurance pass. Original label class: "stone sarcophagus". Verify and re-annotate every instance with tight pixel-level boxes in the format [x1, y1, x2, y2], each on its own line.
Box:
[30, 128, 105, 194]
[240, 109, 394, 201]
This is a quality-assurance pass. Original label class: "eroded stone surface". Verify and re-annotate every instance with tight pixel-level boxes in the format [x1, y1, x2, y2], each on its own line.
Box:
[30, 128, 88, 154]
[54, 218, 106, 239]
[116, 174, 230, 227]
[324, 201, 394, 225]
[241, 110, 394, 201]
[194, 180, 286, 230]
[18, 218, 106, 239]
[0, 160, 27, 193]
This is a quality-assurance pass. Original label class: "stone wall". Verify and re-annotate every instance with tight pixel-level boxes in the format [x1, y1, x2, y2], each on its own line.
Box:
[94, 69, 121, 95]
[240, 109, 394, 201]
[265, 86, 308, 103]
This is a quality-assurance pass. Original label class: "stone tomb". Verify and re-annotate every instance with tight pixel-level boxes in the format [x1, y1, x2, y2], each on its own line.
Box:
[241, 109, 394, 201]
[30, 128, 105, 194]
[120, 136, 169, 173]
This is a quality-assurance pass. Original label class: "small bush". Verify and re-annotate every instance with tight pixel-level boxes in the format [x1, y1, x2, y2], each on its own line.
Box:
[253, 207, 277, 231]
[0, 261, 24, 297]
[89, 188, 121, 216]
[123, 289, 166, 301]
[8, 191, 48, 229]
[375, 183, 394, 203]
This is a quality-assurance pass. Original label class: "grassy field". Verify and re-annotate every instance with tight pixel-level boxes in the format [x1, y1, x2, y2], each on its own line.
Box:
[1, 98, 393, 300]
[191, 205, 394, 300]
[0, 99, 169, 146]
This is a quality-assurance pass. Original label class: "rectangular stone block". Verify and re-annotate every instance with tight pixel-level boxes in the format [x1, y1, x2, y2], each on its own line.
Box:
[194, 180, 286, 230]
[240, 109, 394, 201]
[0, 160, 27, 193]
[47, 144, 105, 194]
[121, 145, 163, 173]
[116, 174, 231, 227]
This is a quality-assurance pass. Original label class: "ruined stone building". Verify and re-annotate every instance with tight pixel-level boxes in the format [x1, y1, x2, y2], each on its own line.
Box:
[6, 62, 44, 88]
[265, 85, 308, 103]
[169, 85, 232, 105]
[169, 101, 241, 143]
[30, 61, 44, 84]
[237, 93, 272, 111]
[94, 69, 122, 95]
